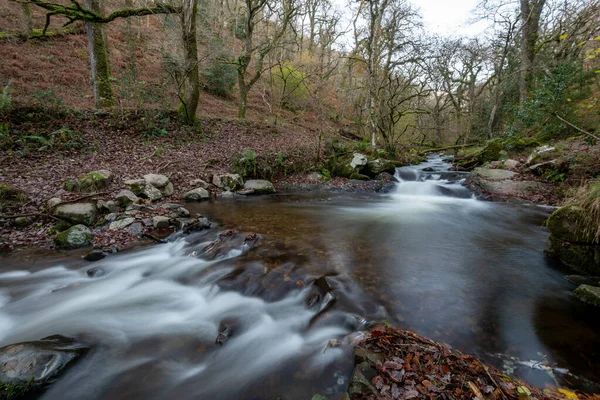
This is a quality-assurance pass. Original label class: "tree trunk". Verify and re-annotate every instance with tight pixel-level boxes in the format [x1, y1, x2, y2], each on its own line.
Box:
[238, 75, 248, 119]
[519, 0, 546, 104]
[85, 0, 115, 109]
[179, 0, 200, 124]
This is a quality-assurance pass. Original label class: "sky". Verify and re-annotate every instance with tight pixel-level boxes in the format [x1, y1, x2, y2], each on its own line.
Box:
[416, 0, 489, 37]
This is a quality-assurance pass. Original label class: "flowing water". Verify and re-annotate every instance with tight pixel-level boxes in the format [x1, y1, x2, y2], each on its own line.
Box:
[1, 155, 599, 399]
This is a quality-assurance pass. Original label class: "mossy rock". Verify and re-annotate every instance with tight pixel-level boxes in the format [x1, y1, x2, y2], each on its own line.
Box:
[53, 225, 92, 249]
[574, 284, 600, 307]
[364, 159, 396, 177]
[546, 205, 595, 244]
[332, 161, 354, 178]
[545, 235, 600, 275]
[76, 170, 113, 193]
[349, 173, 370, 181]
[478, 139, 504, 163]
[0, 183, 27, 204]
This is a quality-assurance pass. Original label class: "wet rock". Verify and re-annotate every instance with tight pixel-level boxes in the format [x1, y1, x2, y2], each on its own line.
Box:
[86, 266, 105, 277]
[173, 217, 211, 233]
[0, 335, 88, 398]
[365, 159, 396, 176]
[53, 203, 97, 226]
[566, 275, 600, 286]
[574, 284, 600, 307]
[545, 235, 600, 275]
[153, 216, 170, 229]
[184, 188, 210, 201]
[189, 179, 209, 189]
[215, 324, 232, 346]
[109, 217, 135, 231]
[115, 190, 139, 207]
[374, 172, 398, 182]
[240, 179, 275, 195]
[53, 225, 92, 249]
[546, 205, 593, 243]
[350, 153, 368, 169]
[212, 173, 244, 191]
[218, 191, 239, 199]
[77, 169, 113, 192]
[348, 361, 378, 398]
[83, 249, 105, 262]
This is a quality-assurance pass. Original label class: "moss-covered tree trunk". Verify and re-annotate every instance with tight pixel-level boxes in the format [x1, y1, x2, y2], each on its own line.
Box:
[179, 0, 200, 125]
[519, 0, 546, 105]
[84, 0, 115, 109]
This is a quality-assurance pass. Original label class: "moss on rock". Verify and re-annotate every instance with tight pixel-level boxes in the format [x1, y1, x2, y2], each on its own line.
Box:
[53, 225, 92, 249]
[545, 235, 600, 275]
[546, 205, 595, 244]
[573, 284, 600, 307]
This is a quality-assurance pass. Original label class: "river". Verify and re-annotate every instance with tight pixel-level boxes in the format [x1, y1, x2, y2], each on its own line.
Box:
[0, 155, 599, 399]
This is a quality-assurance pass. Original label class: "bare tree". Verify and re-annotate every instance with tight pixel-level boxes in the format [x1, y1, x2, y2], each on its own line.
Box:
[233, 0, 297, 119]
[179, 0, 200, 124]
[519, 0, 546, 103]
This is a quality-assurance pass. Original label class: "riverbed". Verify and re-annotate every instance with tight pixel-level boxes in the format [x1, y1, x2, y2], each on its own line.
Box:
[1, 155, 599, 399]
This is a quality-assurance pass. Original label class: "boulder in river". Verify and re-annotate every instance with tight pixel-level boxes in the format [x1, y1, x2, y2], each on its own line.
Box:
[239, 180, 275, 195]
[364, 159, 396, 176]
[546, 205, 593, 243]
[53, 224, 92, 249]
[574, 284, 600, 307]
[472, 168, 516, 180]
[545, 235, 600, 275]
[212, 173, 244, 191]
[53, 203, 97, 226]
[469, 167, 549, 200]
[0, 335, 88, 398]
[184, 188, 210, 201]
[153, 216, 170, 229]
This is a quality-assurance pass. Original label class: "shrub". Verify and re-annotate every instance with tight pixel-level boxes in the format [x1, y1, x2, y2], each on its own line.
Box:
[272, 62, 310, 111]
[0, 81, 12, 113]
[202, 60, 237, 98]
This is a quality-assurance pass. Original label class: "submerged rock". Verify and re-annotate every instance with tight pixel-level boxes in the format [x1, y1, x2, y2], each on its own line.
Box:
[0, 335, 88, 398]
[53, 203, 97, 226]
[53, 225, 92, 249]
[574, 284, 600, 307]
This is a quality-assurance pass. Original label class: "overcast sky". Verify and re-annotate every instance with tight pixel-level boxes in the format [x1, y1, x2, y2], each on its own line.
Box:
[416, 0, 488, 36]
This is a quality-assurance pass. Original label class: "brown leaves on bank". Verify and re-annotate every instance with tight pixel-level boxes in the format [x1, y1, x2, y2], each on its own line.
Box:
[354, 326, 598, 400]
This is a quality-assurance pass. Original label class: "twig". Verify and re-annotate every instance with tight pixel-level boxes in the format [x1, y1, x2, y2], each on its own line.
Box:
[477, 358, 509, 400]
[468, 381, 484, 400]
[554, 113, 600, 142]
[60, 191, 110, 204]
